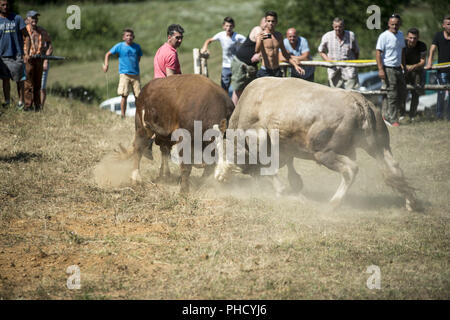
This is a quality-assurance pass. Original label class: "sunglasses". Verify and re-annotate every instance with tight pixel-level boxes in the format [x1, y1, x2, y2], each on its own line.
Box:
[174, 35, 183, 40]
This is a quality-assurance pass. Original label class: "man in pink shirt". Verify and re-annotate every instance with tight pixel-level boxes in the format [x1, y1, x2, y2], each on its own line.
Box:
[154, 24, 184, 78]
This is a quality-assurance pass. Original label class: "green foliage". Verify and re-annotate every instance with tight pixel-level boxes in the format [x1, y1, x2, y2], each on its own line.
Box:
[425, 0, 450, 24]
[40, 7, 122, 61]
[30, 0, 264, 61]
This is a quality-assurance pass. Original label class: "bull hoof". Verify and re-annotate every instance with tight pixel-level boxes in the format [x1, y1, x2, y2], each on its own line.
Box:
[131, 169, 142, 184]
[329, 198, 342, 211]
[406, 199, 422, 212]
[214, 172, 226, 183]
[180, 184, 189, 194]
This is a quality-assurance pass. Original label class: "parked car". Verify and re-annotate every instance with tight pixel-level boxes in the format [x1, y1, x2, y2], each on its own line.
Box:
[357, 69, 447, 113]
[99, 95, 136, 117]
[358, 70, 383, 106]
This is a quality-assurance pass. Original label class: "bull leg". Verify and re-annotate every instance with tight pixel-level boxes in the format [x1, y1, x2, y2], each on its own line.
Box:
[130, 129, 152, 183]
[201, 165, 215, 179]
[314, 151, 359, 209]
[287, 158, 303, 192]
[377, 148, 418, 211]
[159, 145, 171, 178]
[180, 163, 192, 193]
[272, 173, 287, 197]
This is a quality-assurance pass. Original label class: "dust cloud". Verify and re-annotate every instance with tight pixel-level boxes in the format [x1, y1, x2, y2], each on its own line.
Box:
[93, 153, 134, 188]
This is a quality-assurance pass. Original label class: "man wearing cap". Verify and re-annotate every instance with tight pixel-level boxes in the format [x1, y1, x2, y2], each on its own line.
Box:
[23, 10, 52, 111]
[0, 0, 27, 108]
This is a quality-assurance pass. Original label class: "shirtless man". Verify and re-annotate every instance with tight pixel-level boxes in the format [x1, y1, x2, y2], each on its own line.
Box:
[255, 11, 304, 78]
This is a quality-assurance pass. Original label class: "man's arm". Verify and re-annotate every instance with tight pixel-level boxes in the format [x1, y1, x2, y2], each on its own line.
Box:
[255, 31, 265, 53]
[22, 27, 30, 63]
[166, 68, 176, 76]
[401, 47, 406, 71]
[42, 33, 53, 71]
[407, 53, 426, 72]
[376, 49, 385, 80]
[352, 32, 360, 60]
[200, 38, 214, 53]
[103, 51, 112, 72]
[318, 34, 330, 61]
[280, 38, 304, 75]
[425, 44, 437, 69]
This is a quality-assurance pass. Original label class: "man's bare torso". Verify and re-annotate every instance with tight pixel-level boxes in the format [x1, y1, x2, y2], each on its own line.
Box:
[260, 31, 283, 69]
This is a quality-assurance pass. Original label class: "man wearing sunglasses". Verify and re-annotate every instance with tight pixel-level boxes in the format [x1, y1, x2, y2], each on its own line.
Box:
[154, 24, 184, 78]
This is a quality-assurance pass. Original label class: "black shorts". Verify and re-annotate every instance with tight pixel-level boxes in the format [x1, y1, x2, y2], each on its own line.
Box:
[256, 67, 282, 78]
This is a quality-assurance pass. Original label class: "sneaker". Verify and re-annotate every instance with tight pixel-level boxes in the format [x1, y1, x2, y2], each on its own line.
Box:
[392, 122, 400, 127]
[16, 102, 24, 110]
[399, 116, 405, 121]
[2, 100, 10, 108]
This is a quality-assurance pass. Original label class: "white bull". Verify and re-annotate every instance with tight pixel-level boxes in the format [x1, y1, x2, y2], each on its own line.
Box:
[214, 77, 419, 211]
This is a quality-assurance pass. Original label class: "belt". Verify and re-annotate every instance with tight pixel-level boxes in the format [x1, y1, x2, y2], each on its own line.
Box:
[385, 66, 402, 70]
[261, 66, 281, 72]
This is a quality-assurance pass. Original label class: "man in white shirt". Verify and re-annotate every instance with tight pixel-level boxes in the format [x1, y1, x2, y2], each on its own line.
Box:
[376, 14, 407, 127]
[201, 17, 245, 96]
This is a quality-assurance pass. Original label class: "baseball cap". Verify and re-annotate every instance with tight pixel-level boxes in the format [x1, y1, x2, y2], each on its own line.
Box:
[26, 10, 40, 18]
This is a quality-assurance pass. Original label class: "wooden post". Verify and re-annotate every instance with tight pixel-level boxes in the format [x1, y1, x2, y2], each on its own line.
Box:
[193, 48, 201, 74]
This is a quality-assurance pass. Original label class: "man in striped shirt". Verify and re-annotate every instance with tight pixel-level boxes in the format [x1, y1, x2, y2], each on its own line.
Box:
[318, 17, 360, 89]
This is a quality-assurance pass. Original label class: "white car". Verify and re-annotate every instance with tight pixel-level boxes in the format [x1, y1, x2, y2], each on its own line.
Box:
[405, 92, 440, 113]
[99, 95, 136, 117]
[358, 70, 447, 113]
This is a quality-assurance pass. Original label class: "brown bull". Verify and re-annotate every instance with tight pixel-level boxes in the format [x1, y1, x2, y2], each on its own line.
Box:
[121, 74, 234, 192]
[214, 77, 419, 211]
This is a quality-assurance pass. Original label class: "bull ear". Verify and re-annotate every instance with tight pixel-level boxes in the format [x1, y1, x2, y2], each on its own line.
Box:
[219, 118, 227, 133]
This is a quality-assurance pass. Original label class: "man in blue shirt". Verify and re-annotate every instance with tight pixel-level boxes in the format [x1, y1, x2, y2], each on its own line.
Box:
[103, 28, 142, 118]
[281, 28, 314, 81]
[376, 14, 406, 127]
[0, 0, 27, 108]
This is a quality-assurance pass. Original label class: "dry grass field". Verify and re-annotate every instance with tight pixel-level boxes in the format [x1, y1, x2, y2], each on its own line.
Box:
[0, 96, 449, 299]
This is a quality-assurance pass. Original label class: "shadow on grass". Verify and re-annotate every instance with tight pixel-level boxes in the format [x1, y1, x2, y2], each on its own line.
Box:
[0, 152, 43, 163]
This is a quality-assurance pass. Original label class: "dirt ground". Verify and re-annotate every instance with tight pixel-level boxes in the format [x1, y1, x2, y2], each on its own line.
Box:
[0, 97, 449, 299]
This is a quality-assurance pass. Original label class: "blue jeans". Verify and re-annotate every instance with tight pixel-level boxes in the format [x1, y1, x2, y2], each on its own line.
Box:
[221, 67, 233, 97]
[436, 71, 450, 119]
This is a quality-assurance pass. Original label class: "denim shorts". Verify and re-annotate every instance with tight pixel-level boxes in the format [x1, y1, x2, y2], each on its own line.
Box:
[0, 55, 24, 82]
